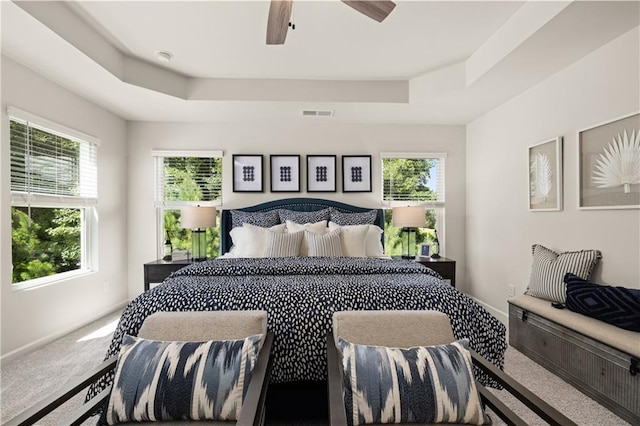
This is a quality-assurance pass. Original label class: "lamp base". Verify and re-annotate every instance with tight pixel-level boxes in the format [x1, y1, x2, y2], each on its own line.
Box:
[191, 228, 207, 262]
[430, 253, 441, 259]
[401, 255, 415, 260]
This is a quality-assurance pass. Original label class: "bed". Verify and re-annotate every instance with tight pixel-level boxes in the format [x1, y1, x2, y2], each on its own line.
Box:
[88, 198, 507, 418]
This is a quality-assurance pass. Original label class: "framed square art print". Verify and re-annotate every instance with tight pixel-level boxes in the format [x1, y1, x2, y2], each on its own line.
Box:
[578, 112, 639, 209]
[270, 155, 300, 192]
[342, 155, 372, 192]
[233, 154, 263, 192]
[307, 155, 337, 192]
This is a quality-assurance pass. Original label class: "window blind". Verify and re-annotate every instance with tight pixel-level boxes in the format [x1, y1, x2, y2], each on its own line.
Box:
[9, 115, 98, 206]
[153, 151, 223, 207]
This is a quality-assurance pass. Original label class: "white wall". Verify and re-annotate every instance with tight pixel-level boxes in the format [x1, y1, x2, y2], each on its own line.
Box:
[0, 57, 129, 359]
[466, 28, 640, 323]
[127, 122, 466, 298]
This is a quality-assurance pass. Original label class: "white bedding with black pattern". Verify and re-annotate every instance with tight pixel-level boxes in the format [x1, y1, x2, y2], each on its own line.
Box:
[88, 257, 506, 399]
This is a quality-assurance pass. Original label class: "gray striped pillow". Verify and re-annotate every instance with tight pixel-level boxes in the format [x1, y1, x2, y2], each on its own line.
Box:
[264, 230, 303, 257]
[526, 244, 602, 303]
[306, 229, 343, 257]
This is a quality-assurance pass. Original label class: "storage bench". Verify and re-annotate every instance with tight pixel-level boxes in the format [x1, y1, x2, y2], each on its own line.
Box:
[509, 294, 640, 424]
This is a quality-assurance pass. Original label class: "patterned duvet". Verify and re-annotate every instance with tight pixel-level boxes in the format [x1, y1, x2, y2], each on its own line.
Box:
[88, 257, 506, 399]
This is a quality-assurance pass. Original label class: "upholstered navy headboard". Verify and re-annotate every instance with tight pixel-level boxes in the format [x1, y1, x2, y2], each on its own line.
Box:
[220, 198, 384, 254]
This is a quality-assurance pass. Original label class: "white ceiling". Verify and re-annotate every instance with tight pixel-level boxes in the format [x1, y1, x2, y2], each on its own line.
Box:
[67, 1, 523, 80]
[2, 1, 639, 124]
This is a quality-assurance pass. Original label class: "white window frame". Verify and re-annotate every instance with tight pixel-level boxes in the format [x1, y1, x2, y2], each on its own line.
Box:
[380, 152, 447, 254]
[152, 150, 223, 259]
[8, 107, 99, 290]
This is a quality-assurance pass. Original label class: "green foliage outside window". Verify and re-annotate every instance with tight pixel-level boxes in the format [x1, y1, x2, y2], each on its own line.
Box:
[11, 207, 82, 283]
[161, 157, 222, 258]
[382, 158, 440, 256]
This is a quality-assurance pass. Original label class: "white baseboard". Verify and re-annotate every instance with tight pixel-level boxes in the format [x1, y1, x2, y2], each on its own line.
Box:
[0, 299, 128, 364]
[469, 296, 508, 328]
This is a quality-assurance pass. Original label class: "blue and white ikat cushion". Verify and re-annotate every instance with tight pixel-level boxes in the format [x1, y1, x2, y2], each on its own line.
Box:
[105, 334, 263, 424]
[338, 338, 490, 425]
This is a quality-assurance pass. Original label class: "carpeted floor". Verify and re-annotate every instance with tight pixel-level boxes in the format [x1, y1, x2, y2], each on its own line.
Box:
[0, 309, 630, 425]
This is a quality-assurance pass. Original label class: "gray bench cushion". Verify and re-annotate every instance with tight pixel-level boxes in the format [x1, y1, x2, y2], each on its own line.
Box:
[333, 310, 455, 348]
[138, 310, 267, 341]
[509, 294, 640, 358]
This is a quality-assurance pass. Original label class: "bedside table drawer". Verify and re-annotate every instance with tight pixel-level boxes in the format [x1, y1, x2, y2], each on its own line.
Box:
[143, 260, 193, 291]
[415, 257, 456, 287]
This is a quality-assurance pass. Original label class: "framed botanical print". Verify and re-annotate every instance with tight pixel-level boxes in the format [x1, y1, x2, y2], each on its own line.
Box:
[528, 137, 563, 211]
[232, 154, 263, 192]
[270, 155, 301, 192]
[307, 155, 337, 192]
[342, 155, 372, 192]
[578, 112, 640, 209]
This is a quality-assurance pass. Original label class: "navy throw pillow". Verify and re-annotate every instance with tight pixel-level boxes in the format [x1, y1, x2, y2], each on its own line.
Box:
[564, 273, 640, 332]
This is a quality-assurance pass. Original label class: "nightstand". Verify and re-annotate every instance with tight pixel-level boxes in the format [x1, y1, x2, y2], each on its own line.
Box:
[143, 259, 193, 291]
[415, 257, 456, 287]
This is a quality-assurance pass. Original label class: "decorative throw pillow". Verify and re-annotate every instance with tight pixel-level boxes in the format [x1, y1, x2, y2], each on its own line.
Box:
[230, 209, 280, 229]
[329, 222, 384, 257]
[564, 273, 640, 332]
[327, 222, 368, 257]
[278, 208, 331, 224]
[105, 334, 263, 424]
[526, 244, 602, 303]
[285, 220, 328, 256]
[264, 230, 303, 257]
[338, 338, 490, 426]
[306, 229, 343, 257]
[329, 208, 378, 226]
[228, 223, 286, 257]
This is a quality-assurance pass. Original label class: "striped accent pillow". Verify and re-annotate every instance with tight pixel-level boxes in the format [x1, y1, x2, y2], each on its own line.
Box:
[526, 244, 602, 303]
[306, 229, 343, 257]
[105, 334, 263, 424]
[338, 338, 490, 425]
[264, 230, 303, 257]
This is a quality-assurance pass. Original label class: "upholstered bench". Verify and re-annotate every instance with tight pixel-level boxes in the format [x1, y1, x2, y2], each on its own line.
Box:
[509, 294, 640, 424]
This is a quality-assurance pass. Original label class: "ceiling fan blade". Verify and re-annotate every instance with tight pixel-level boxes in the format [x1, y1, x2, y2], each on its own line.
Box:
[341, 0, 396, 23]
[266, 0, 292, 45]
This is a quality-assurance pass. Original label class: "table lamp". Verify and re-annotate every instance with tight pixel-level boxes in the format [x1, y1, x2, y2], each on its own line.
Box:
[180, 206, 216, 261]
[392, 206, 426, 259]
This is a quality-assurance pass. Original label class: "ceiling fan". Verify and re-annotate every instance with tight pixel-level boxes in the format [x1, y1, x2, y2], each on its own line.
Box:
[266, 0, 396, 45]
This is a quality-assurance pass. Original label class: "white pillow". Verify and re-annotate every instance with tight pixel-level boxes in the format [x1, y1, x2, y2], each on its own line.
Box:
[228, 223, 287, 257]
[306, 229, 343, 257]
[264, 231, 303, 257]
[285, 220, 328, 256]
[327, 222, 367, 257]
[328, 222, 384, 257]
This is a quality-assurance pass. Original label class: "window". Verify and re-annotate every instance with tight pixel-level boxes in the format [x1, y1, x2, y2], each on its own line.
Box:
[9, 107, 99, 288]
[381, 153, 446, 256]
[153, 151, 223, 259]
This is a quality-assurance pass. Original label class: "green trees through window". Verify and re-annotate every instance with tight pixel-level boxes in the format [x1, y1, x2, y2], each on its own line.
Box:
[158, 156, 222, 259]
[382, 157, 442, 256]
[11, 207, 82, 283]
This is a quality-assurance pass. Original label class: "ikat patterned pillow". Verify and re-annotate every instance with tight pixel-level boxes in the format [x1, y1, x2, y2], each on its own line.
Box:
[338, 338, 490, 426]
[105, 334, 263, 424]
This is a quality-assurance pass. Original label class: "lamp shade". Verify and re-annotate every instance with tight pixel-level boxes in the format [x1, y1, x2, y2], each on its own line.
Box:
[392, 206, 425, 228]
[180, 206, 216, 229]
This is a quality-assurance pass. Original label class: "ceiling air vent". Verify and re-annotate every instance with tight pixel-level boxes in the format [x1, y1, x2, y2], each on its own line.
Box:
[301, 109, 334, 117]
